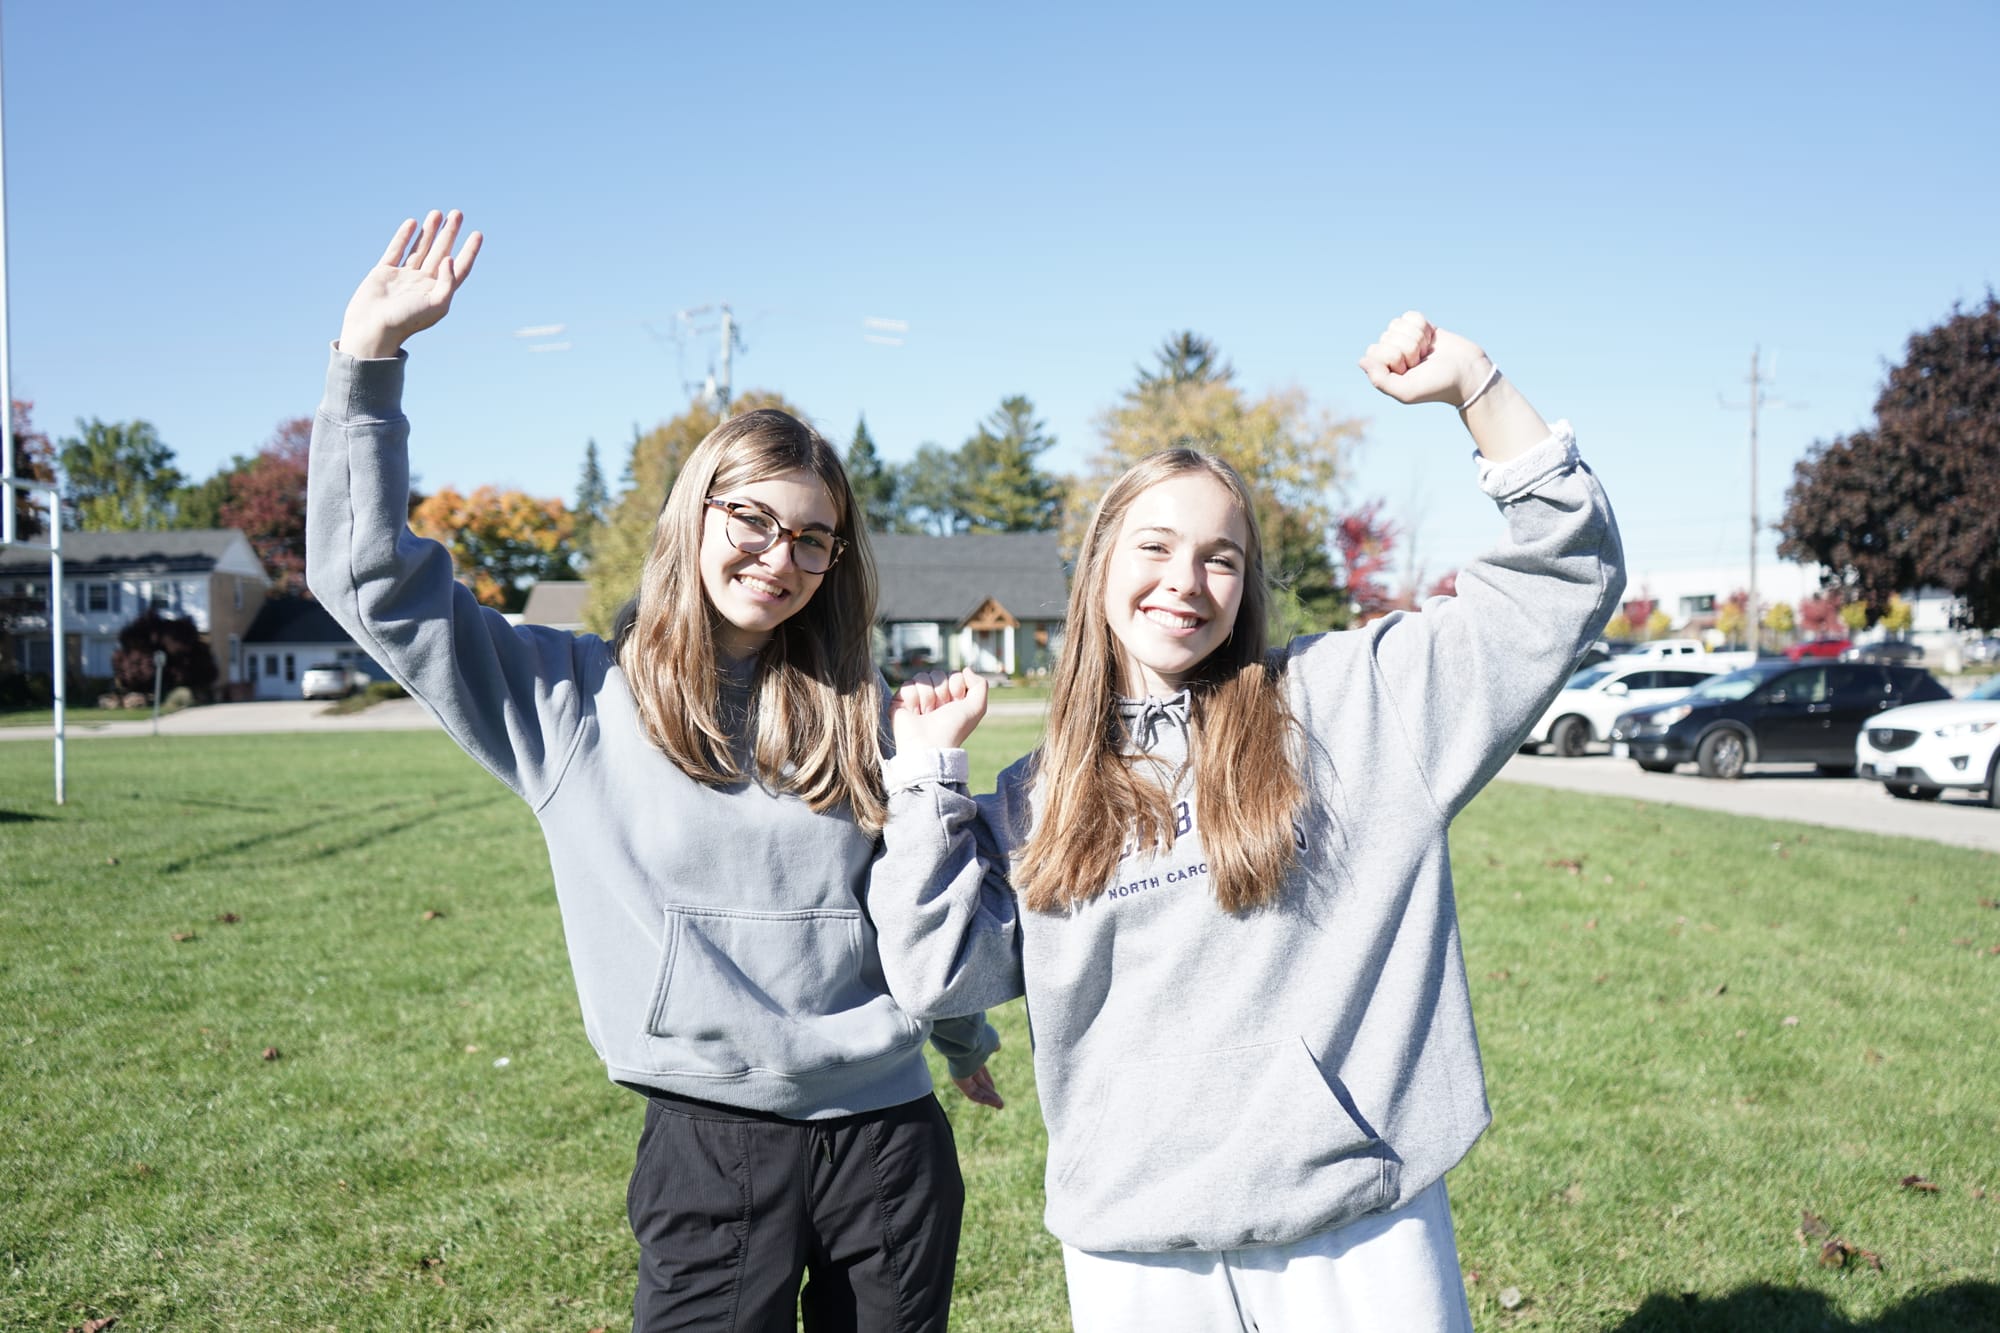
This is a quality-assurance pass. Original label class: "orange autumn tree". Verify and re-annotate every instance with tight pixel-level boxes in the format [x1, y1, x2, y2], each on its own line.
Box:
[409, 485, 577, 612]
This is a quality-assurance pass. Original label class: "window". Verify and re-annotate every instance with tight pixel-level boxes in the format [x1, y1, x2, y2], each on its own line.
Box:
[265, 654, 279, 676]
[149, 581, 175, 612]
[233, 579, 243, 611]
[248, 654, 259, 681]
[85, 583, 111, 613]
[283, 654, 295, 682]
[1659, 671, 1710, 689]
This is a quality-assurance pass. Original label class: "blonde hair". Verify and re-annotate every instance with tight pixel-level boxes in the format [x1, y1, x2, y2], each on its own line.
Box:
[1019, 450, 1304, 913]
[614, 409, 886, 833]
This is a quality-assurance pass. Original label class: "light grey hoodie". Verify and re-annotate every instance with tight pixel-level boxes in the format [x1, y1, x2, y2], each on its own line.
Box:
[307, 347, 996, 1119]
[872, 425, 1623, 1251]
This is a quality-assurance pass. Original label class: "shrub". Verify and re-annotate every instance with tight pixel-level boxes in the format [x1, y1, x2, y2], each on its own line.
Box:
[162, 686, 195, 714]
[363, 679, 407, 702]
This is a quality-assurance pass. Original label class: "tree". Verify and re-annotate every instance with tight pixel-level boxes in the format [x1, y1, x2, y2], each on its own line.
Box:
[1426, 570, 1460, 600]
[573, 439, 609, 559]
[58, 418, 184, 530]
[1088, 336, 1360, 639]
[1799, 591, 1843, 636]
[1623, 596, 1656, 636]
[1779, 295, 2000, 626]
[1645, 609, 1673, 639]
[1838, 600, 1870, 633]
[170, 459, 251, 531]
[845, 416, 899, 534]
[220, 419, 312, 594]
[113, 611, 217, 696]
[7, 399, 55, 540]
[1333, 501, 1396, 619]
[1135, 331, 1233, 390]
[1763, 601, 1796, 636]
[411, 485, 576, 612]
[956, 396, 1063, 533]
[1604, 612, 1634, 640]
[1716, 590, 1749, 645]
[1882, 593, 1914, 633]
[585, 390, 805, 633]
[896, 443, 967, 536]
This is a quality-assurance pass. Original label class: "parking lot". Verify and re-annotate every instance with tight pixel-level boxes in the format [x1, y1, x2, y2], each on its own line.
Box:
[1499, 751, 2000, 854]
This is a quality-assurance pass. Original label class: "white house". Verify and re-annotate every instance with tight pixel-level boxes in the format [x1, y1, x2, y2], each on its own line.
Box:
[241, 595, 385, 700]
[872, 533, 1068, 677]
[0, 529, 270, 686]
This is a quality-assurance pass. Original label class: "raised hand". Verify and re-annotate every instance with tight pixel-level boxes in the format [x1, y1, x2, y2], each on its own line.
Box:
[337, 210, 484, 360]
[890, 669, 989, 752]
[1357, 311, 1492, 408]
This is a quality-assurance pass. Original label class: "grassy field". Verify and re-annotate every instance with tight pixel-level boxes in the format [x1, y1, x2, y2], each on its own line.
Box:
[2, 728, 1996, 1332]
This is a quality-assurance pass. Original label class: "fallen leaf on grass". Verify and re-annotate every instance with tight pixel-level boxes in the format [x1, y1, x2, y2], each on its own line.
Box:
[216, 912, 241, 924]
[67, 1319, 116, 1332]
[1798, 1210, 1829, 1240]
[1708, 983, 1728, 997]
[261, 1047, 281, 1061]
[1819, 1237, 1883, 1271]
[1972, 1186, 1987, 1201]
[1865, 1048, 1884, 1065]
[1781, 1015, 1800, 1027]
[1584, 917, 1597, 930]
[1952, 937, 1975, 947]
[1594, 972, 1611, 985]
[1979, 898, 1998, 910]
[1900, 1175, 1940, 1194]
[1558, 1183, 1584, 1205]
[1498, 1286, 1524, 1310]
[1487, 969, 1511, 981]
[170, 932, 197, 944]
[104, 857, 119, 866]
[421, 909, 446, 922]
[1547, 858, 1584, 874]
[416, 1255, 446, 1287]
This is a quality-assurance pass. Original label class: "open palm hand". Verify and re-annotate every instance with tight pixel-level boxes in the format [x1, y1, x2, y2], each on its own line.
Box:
[337, 210, 483, 359]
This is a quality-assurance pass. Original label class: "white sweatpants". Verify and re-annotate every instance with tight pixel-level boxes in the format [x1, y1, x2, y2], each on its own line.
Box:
[1061, 1178, 1473, 1333]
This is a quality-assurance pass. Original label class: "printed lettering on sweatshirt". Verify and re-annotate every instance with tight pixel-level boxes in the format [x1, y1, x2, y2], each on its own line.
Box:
[1105, 800, 1308, 904]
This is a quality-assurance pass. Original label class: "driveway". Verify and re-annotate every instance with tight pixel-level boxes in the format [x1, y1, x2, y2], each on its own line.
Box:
[1498, 752, 2000, 855]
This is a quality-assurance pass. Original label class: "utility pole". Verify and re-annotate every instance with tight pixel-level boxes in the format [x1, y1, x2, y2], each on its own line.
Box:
[715, 305, 738, 412]
[671, 304, 748, 414]
[1720, 348, 1794, 656]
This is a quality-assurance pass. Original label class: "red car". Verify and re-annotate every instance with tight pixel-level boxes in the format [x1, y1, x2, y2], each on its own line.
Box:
[1785, 637, 1851, 661]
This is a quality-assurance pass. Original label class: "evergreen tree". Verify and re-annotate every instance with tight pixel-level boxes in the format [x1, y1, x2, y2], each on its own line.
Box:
[845, 416, 899, 533]
[574, 438, 609, 560]
[957, 396, 1063, 532]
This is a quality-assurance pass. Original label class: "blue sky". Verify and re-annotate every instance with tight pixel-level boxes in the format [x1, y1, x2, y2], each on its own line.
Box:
[5, 0, 1994, 592]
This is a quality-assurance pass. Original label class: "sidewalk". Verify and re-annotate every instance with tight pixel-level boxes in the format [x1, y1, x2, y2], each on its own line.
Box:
[0, 698, 443, 741]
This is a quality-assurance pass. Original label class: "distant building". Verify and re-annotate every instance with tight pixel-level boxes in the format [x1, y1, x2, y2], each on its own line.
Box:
[872, 532, 1068, 676]
[519, 581, 590, 633]
[0, 529, 269, 685]
[241, 595, 383, 700]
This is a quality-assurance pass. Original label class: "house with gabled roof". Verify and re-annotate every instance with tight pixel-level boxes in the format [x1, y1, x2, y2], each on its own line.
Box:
[0, 529, 269, 687]
[871, 532, 1068, 677]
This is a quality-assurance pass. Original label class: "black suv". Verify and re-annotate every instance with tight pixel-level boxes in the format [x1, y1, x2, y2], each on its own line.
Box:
[1607, 660, 1950, 779]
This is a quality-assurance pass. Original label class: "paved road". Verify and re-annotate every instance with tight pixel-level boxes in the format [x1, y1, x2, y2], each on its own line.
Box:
[1498, 751, 2000, 855]
[7, 700, 1995, 855]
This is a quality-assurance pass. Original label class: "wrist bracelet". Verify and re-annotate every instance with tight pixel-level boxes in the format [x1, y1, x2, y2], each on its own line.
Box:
[1459, 363, 1502, 413]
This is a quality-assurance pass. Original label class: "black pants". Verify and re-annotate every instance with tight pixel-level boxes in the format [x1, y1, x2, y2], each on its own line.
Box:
[626, 1090, 964, 1332]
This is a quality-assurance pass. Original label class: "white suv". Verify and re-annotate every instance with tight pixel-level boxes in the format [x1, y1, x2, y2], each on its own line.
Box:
[1855, 674, 2000, 805]
[1532, 658, 1730, 757]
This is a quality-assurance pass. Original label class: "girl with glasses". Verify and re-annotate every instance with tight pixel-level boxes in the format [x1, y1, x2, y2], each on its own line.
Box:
[874, 313, 1624, 1332]
[307, 211, 999, 1333]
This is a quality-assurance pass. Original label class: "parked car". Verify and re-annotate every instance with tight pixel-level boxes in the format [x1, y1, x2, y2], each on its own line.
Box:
[1855, 674, 2000, 805]
[301, 662, 370, 700]
[1531, 659, 1731, 757]
[1843, 639, 1924, 665]
[1959, 635, 2000, 665]
[1607, 660, 1950, 779]
[1615, 637, 1708, 660]
[1785, 637, 1851, 661]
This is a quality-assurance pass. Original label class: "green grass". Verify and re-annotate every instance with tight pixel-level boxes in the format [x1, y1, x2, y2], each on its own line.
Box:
[2, 733, 1996, 1331]
[0, 707, 134, 728]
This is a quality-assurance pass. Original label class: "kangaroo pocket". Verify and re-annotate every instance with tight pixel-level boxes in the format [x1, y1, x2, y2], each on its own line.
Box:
[644, 904, 921, 1080]
[1049, 1037, 1400, 1250]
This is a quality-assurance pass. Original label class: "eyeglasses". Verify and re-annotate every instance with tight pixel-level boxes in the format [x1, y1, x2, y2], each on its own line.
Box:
[703, 498, 848, 575]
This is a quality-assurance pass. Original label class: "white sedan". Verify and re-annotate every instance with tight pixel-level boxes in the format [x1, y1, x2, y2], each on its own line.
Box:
[1855, 675, 2000, 805]
[1531, 658, 1731, 757]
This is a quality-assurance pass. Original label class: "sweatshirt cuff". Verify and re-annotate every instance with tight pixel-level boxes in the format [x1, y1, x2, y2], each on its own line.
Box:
[1475, 419, 1579, 503]
[940, 1019, 1001, 1079]
[322, 343, 408, 422]
[883, 747, 970, 793]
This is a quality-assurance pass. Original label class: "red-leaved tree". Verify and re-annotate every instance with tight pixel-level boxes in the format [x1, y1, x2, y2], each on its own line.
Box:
[221, 418, 311, 594]
[1335, 500, 1396, 619]
[8, 399, 55, 540]
[113, 611, 218, 695]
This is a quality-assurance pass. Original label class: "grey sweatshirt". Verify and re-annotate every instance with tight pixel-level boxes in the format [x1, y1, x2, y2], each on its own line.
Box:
[872, 425, 1623, 1251]
[307, 347, 996, 1118]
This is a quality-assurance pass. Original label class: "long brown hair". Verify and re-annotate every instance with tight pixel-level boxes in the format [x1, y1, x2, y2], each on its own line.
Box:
[614, 409, 886, 833]
[1019, 449, 1304, 913]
